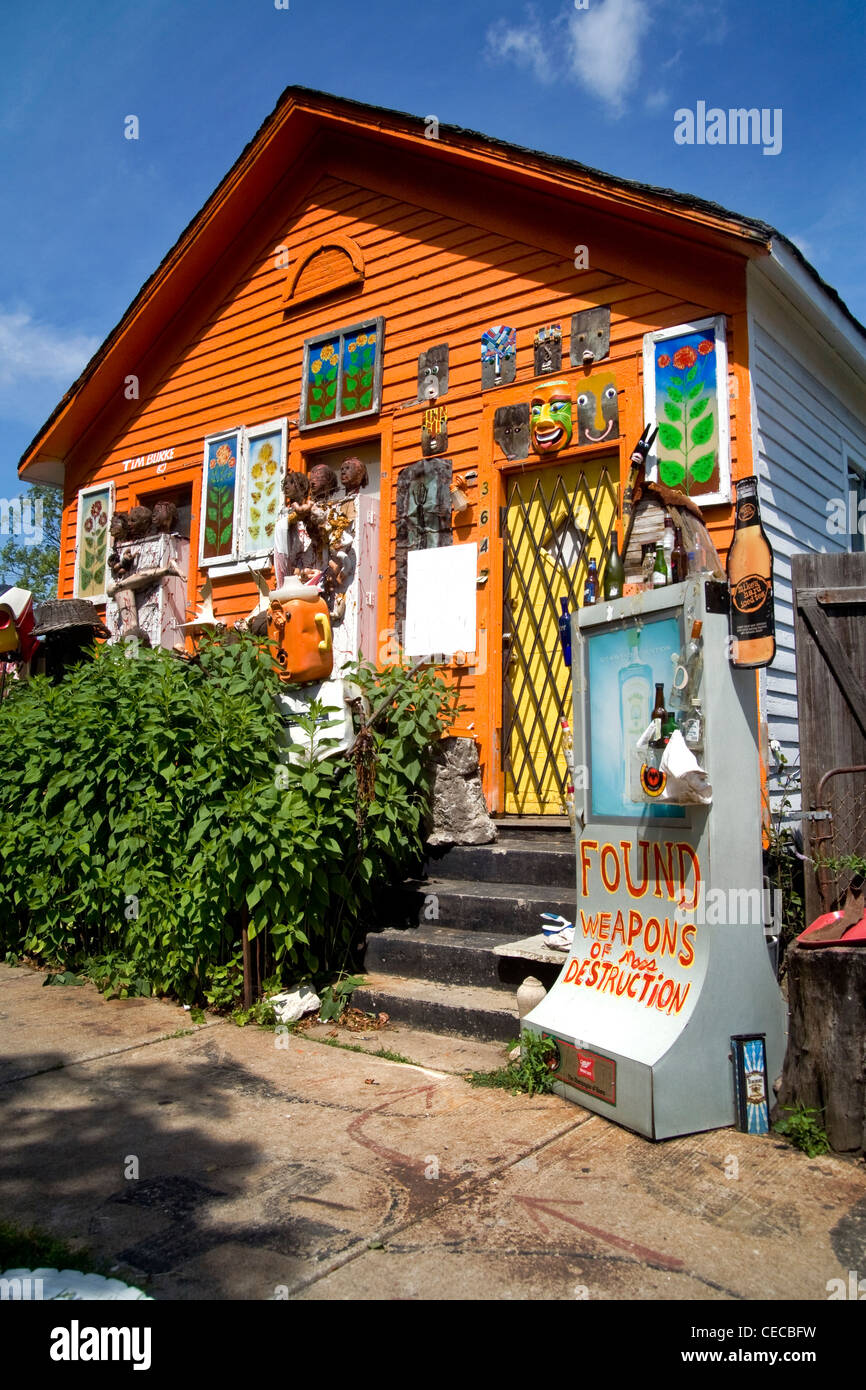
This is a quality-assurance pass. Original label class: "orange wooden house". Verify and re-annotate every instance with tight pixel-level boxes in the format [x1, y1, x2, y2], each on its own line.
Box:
[19, 87, 865, 819]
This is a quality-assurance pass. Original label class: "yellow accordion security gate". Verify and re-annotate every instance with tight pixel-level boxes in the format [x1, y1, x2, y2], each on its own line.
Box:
[502, 456, 618, 815]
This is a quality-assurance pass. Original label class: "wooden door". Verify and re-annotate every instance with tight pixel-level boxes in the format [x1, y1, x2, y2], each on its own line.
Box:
[793, 551, 866, 918]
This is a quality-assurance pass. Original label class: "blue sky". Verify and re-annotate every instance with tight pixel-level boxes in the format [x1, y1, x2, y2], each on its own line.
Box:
[2, 0, 864, 503]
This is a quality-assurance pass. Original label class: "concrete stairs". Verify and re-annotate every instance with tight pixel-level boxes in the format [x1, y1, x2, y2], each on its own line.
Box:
[356, 828, 577, 1043]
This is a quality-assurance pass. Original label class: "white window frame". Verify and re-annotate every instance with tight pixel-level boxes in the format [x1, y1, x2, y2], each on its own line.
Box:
[842, 441, 866, 553]
[642, 314, 731, 506]
[199, 418, 287, 574]
[72, 481, 115, 603]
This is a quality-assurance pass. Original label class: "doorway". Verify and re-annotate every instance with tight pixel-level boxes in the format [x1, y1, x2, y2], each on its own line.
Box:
[502, 455, 618, 814]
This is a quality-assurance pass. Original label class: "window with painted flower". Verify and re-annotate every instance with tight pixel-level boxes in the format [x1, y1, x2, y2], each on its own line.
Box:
[200, 419, 287, 568]
[642, 316, 731, 505]
[73, 482, 114, 601]
[300, 317, 385, 429]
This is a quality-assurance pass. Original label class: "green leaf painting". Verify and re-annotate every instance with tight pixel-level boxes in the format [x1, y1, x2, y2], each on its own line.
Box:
[654, 334, 720, 495]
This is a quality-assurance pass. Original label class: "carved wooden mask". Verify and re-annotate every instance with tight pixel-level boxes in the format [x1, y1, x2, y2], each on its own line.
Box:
[493, 403, 531, 461]
[570, 307, 611, 366]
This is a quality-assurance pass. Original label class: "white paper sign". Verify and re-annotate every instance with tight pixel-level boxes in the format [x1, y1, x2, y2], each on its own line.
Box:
[404, 542, 477, 656]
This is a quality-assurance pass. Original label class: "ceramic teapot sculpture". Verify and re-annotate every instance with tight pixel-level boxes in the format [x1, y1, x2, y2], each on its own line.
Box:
[267, 577, 333, 685]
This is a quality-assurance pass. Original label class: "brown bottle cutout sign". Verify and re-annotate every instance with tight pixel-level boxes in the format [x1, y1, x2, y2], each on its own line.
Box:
[422, 405, 448, 457]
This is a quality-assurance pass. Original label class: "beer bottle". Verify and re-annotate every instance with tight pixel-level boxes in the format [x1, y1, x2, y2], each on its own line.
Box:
[727, 475, 775, 668]
[652, 543, 668, 587]
[651, 682, 667, 747]
[603, 536, 625, 599]
[671, 526, 689, 583]
[557, 597, 572, 667]
[583, 557, 598, 606]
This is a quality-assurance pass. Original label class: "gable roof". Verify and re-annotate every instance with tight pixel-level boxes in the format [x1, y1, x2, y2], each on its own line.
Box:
[19, 84, 866, 485]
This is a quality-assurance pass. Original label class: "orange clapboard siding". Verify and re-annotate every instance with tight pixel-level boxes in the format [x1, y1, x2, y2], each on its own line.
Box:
[54, 132, 755, 800]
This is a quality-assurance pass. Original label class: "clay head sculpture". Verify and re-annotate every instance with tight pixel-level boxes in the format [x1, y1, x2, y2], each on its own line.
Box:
[126, 505, 153, 539]
[339, 456, 368, 493]
[308, 463, 338, 502]
[283, 470, 310, 505]
[530, 380, 574, 454]
[151, 500, 178, 534]
[109, 512, 130, 541]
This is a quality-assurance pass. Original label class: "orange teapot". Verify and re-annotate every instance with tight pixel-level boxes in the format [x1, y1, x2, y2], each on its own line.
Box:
[267, 578, 333, 685]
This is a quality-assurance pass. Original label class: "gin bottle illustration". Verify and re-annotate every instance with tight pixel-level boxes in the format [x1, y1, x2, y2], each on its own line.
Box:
[619, 629, 652, 802]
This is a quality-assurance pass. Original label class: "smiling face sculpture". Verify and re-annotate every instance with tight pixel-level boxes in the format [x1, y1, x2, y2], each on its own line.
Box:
[576, 372, 620, 446]
[530, 380, 573, 455]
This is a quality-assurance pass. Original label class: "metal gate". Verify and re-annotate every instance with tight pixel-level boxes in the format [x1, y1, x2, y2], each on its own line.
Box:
[502, 456, 618, 814]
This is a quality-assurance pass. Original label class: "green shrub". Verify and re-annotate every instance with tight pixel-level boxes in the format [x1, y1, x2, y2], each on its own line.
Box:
[0, 635, 454, 1002]
[773, 1103, 830, 1157]
[467, 1031, 559, 1096]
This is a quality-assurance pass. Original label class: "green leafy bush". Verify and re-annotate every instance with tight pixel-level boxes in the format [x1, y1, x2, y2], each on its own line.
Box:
[773, 1103, 830, 1157]
[0, 634, 455, 1002]
[467, 1031, 559, 1096]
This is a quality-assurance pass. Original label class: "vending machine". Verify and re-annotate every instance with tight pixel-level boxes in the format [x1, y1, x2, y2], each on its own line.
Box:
[523, 576, 787, 1140]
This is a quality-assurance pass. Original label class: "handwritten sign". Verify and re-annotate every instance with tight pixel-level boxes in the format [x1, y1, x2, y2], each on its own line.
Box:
[121, 447, 176, 474]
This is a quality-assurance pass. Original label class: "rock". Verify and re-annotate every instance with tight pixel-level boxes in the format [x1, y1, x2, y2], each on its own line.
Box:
[427, 736, 497, 846]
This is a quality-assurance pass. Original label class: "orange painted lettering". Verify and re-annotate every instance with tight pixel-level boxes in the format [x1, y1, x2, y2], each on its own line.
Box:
[644, 917, 661, 953]
[610, 911, 626, 945]
[580, 910, 600, 938]
[580, 840, 598, 897]
[598, 912, 611, 939]
[600, 843, 621, 893]
[653, 842, 675, 901]
[627, 910, 643, 946]
[621, 839, 649, 897]
[677, 843, 701, 910]
[678, 924, 696, 967]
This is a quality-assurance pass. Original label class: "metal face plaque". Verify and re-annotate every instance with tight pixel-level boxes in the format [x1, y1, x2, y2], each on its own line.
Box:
[417, 344, 449, 401]
[550, 1036, 617, 1105]
[421, 405, 448, 457]
[534, 323, 562, 376]
[570, 307, 611, 366]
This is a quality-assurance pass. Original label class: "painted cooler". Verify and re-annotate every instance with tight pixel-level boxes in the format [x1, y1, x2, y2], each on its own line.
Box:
[524, 575, 787, 1140]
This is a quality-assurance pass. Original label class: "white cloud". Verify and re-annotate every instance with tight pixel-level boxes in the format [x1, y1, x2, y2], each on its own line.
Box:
[565, 0, 653, 113]
[486, 0, 654, 114]
[0, 309, 99, 391]
[645, 88, 669, 113]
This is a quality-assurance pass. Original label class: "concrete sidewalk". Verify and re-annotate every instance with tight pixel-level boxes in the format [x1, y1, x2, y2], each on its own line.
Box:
[1, 962, 863, 1301]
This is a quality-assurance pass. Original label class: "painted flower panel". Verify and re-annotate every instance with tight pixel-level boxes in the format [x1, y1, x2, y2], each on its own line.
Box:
[341, 331, 377, 414]
[654, 330, 720, 497]
[244, 432, 283, 552]
[203, 433, 239, 559]
[306, 337, 339, 424]
[76, 487, 111, 598]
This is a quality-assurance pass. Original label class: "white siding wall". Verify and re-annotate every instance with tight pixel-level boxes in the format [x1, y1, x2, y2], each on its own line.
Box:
[747, 267, 866, 785]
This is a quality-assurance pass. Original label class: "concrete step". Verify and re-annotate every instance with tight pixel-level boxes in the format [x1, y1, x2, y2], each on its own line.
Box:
[402, 877, 577, 935]
[364, 926, 563, 992]
[426, 832, 575, 888]
[352, 973, 521, 1044]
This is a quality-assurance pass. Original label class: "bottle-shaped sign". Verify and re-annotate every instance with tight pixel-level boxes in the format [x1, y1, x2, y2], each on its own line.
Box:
[727, 475, 775, 668]
[583, 557, 598, 606]
[619, 634, 652, 802]
[652, 543, 668, 587]
[603, 536, 625, 599]
[558, 597, 572, 666]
